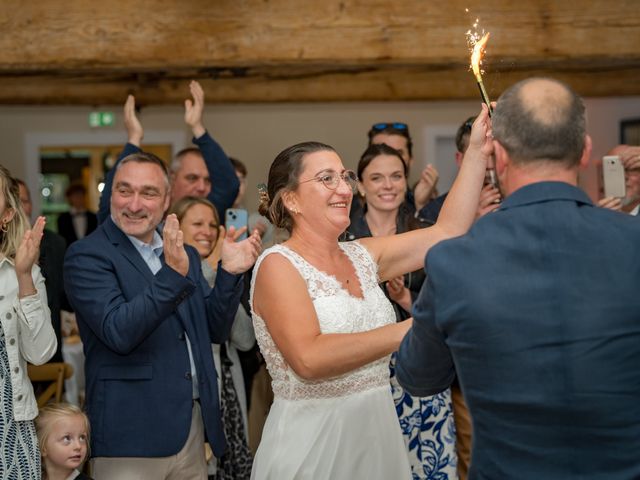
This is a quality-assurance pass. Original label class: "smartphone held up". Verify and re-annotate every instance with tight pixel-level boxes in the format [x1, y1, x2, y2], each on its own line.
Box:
[225, 208, 248, 241]
[602, 155, 626, 199]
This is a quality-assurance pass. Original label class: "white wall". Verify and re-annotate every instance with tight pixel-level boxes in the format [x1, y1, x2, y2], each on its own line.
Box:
[2, 96, 639, 211]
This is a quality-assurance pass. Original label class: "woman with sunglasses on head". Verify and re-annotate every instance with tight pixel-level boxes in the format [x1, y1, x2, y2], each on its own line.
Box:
[0, 165, 57, 479]
[345, 144, 457, 479]
[249, 104, 491, 480]
[167, 196, 258, 479]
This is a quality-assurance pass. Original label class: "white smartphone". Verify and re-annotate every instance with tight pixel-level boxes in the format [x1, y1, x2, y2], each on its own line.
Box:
[602, 155, 626, 198]
[225, 208, 248, 241]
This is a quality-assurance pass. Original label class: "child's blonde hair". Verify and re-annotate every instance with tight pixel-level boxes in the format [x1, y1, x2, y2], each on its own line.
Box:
[35, 403, 91, 468]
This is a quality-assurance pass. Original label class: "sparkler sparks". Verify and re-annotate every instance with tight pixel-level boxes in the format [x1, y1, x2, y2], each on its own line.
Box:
[466, 15, 493, 115]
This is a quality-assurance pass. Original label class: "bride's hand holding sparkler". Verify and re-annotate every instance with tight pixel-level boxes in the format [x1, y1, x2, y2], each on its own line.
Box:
[466, 103, 494, 161]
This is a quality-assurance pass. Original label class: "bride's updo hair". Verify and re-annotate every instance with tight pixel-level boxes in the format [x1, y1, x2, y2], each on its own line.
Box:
[258, 141, 336, 233]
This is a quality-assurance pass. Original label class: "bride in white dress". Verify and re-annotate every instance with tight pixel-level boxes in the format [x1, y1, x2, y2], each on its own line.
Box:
[250, 107, 490, 479]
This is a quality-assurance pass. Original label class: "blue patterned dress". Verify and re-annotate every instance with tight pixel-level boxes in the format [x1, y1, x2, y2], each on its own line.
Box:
[390, 354, 458, 480]
[346, 209, 458, 479]
[0, 322, 41, 480]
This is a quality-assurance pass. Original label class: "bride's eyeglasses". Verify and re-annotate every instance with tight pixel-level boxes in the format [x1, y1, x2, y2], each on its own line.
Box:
[299, 170, 358, 193]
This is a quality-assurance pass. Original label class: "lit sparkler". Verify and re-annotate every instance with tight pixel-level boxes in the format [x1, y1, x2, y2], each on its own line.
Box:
[467, 26, 493, 116]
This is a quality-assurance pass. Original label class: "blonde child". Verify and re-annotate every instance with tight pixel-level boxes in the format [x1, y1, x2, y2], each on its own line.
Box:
[36, 403, 93, 480]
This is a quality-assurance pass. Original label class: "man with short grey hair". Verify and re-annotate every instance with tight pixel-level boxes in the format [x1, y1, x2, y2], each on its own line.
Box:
[397, 77, 640, 479]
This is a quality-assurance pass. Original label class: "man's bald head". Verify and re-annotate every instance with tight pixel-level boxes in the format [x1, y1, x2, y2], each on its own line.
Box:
[492, 78, 586, 167]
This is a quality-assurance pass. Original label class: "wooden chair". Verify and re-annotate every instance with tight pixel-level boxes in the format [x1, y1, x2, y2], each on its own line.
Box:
[27, 362, 74, 408]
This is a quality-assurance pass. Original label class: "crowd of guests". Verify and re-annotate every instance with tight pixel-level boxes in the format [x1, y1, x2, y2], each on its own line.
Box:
[0, 77, 639, 480]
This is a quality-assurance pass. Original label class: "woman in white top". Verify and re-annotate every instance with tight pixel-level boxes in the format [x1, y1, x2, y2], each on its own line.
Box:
[249, 106, 492, 479]
[0, 165, 57, 478]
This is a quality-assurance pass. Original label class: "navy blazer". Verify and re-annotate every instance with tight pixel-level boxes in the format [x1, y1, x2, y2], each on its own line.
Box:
[63, 217, 242, 458]
[397, 182, 640, 479]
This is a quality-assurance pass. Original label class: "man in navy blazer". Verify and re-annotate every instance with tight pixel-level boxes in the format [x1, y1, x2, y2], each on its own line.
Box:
[64, 152, 260, 479]
[397, 78, 640, 479]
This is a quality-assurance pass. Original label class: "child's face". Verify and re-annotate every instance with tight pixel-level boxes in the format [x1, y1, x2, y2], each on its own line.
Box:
[43, 415, 88, 472]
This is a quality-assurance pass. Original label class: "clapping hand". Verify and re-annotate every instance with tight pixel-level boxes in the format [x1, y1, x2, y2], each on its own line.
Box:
[220, 226, 262, 274]
[184, 80, 206, 138]
[15, 216, 45, 298]
[414, 164, 439, 211]
[163, 214, 189, 276]
[15, 216, 45, 277]
[124, 95, 143, 147]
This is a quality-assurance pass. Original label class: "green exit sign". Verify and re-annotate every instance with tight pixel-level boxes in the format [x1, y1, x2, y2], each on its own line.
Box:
[89, 111, 115, 128]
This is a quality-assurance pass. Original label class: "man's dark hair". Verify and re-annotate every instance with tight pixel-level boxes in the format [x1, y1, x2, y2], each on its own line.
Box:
[492, 78, 586, 167]
[230, 157, 247, 176]
[455, 116, 476, 154]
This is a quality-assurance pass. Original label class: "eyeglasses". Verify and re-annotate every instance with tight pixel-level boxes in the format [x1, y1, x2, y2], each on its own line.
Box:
[371, 122, 408, 132]
[299, 170, 358, 193]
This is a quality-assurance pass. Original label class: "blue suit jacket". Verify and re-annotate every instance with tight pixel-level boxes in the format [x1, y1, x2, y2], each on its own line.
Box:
[63, 217, 242, 458]
[397, 182, 640, 479]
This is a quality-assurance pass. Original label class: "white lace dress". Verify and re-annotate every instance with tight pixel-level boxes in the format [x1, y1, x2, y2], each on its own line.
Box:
[250, 241, 412, 479]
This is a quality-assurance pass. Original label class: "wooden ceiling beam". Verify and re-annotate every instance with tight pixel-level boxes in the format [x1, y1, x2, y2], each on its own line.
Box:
[0, 64, 638, 105]
[0, 0, 638, 103]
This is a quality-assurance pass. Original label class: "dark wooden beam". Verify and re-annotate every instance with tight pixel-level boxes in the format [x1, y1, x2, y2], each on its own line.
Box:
[0, 0, 638, 103]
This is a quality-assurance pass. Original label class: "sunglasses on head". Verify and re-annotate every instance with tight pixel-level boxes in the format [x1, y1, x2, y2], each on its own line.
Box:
[371, 122, 408, 131]
[461, 117, 476, 131]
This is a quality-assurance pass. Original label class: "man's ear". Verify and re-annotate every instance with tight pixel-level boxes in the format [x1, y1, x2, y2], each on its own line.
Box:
[163, 191, 171, 212]
[579, 135, 592, 170]
[454, 151, 464, 169]
[494, 141, 509, 175]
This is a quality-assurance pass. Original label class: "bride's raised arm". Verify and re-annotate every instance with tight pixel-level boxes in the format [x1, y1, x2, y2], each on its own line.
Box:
[359, 104, 493, 282]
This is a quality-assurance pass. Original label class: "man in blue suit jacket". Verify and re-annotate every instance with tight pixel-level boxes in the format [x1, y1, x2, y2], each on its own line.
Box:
[64, 152, 260, 479]
[397, 78, 640, 479]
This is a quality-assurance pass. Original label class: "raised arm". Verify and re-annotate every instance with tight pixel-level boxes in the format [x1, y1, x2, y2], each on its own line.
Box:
[360, 104, 492, 281]
[252, 253, 411, 380]
[97, 95, 143, 223]
[185, 80, 239, 221]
